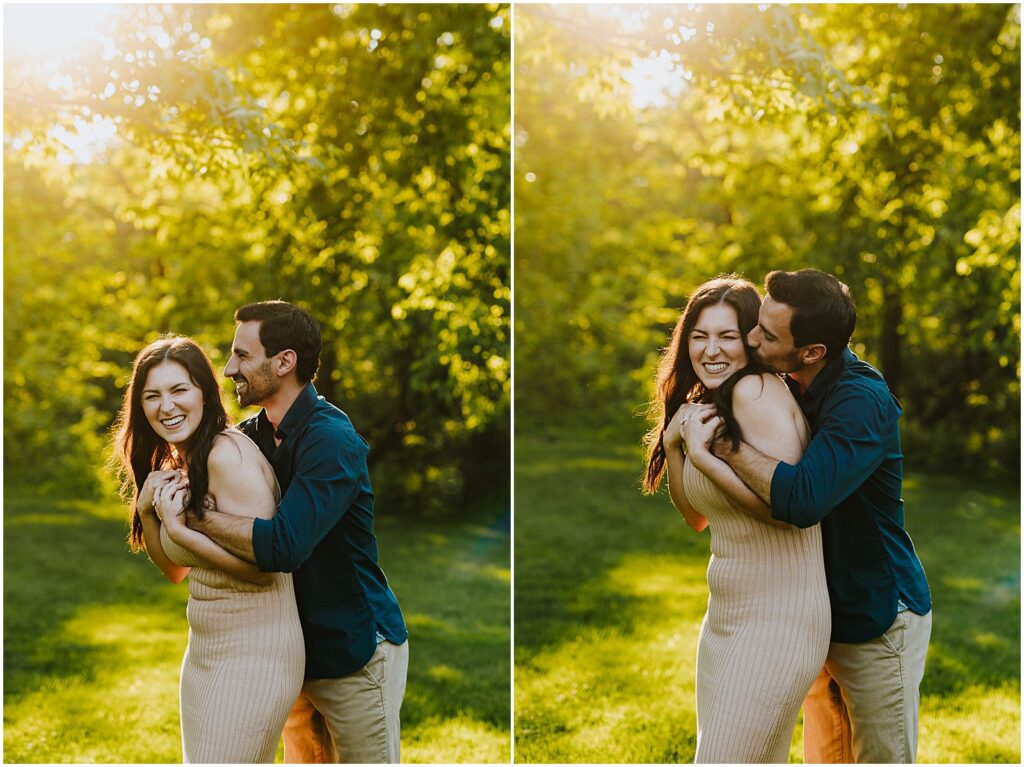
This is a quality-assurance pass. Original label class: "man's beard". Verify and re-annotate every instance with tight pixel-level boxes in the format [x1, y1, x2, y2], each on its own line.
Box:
[234, 363, 276, 407]
[753, 347, 803, 375]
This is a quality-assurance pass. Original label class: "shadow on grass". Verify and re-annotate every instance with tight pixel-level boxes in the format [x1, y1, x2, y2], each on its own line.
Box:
[3, 494, 186, 698]
[3, 492, 189, 762]
[899, 476, 1020, 735]
[514, 432, 1020, 763]
[375, 502, 511, 740]
[515, 435, 710, 655]
[4, 489, 511, 763]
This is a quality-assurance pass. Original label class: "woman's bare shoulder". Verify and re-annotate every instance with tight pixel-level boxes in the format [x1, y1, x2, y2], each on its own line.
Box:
[208, 431, 277, 509]
[733, 373, 804, 459]
[732, 373, 801, 429]
[209, 429, 263, 471]
[733, 372, 793, 406]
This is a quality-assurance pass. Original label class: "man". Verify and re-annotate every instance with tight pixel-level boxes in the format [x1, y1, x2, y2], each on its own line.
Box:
[683, 269, 932, 763]
[188, 300, 408, 763]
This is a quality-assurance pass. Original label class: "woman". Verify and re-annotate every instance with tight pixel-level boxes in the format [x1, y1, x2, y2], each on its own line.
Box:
[113, 337, 304, 763]
[642, 276, 830, 763]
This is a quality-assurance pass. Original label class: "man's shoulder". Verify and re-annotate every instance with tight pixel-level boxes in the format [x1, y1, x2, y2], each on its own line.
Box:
[837, 357, 893, 395]
[298, 400, 368, 455]
[825, 359, 900, 421]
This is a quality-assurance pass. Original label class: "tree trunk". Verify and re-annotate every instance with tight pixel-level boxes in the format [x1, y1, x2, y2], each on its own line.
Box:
[879, 289, 903, 396]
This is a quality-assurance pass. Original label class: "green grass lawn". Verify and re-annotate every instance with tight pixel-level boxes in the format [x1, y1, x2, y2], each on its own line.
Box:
[514, 431, 1020, 763]
[3, 488, 510, 763]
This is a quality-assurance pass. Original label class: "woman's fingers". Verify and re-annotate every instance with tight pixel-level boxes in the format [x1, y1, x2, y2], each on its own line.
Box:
[700, 409, 720, 424]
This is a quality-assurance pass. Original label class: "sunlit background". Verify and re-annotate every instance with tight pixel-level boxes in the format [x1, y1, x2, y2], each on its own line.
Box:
[4, 4, 120, 56]
[5, 3, 511, 763]
[514, 3, 1020, 764]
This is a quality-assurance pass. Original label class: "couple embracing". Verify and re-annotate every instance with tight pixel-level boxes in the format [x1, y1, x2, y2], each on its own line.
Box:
[114, 301, 408, 763]
[644, 269, 933, 763]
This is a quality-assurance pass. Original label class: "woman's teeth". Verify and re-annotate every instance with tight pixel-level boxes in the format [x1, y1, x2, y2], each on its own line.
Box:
[162, 415, 186, 427]
[703, 362, 728, 373]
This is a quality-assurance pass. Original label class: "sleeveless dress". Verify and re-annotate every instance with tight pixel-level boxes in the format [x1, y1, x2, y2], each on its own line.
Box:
[684, 458, 830, 763]
[160, 491, 304, 764]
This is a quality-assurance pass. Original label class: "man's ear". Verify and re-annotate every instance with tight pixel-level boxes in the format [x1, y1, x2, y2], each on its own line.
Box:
[273, 349, 298, 378]
[800, 343, 828, 366]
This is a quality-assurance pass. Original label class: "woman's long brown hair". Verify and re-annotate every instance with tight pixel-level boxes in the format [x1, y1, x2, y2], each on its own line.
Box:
[642, 275, 766, 494]
[111, 337, 230, 551]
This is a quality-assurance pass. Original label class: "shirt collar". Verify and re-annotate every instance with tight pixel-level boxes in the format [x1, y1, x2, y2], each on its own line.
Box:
[258, 383, 320, 441]
[790, 347, 856, 405]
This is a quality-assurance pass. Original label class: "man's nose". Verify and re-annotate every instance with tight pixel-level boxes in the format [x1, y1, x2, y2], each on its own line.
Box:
[224, 358, 236, 377]
[747, 329, 760, 347]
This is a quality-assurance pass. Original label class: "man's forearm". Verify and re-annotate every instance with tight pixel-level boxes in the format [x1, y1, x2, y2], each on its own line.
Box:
[188, 511, 258, 564]
[716, 440, 778, 508]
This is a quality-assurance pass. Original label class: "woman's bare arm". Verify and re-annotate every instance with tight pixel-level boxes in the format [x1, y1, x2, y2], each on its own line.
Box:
[665, 445, 708, 532]
[157, 491, 271, 586]
[138, 506, 191, 583]
[135, 471, 190, 583]
[186, 430, 280, 562]
[686, 375, 802, 528]
[156, 434, 276, 585]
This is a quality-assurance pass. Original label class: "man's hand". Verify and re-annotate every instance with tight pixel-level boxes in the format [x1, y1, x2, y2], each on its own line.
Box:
[185, 494, 218, 533]
[664, 402, 716, 453]
[707, 421, 734, 458]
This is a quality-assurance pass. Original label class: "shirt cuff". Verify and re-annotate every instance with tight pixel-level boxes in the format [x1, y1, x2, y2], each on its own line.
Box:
[252, 517, 274, 572]
[769, 460, 798, 523]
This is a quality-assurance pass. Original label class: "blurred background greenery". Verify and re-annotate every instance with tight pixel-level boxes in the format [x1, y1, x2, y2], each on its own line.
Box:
[514, 3, 1019, 763]
[515, 3, 1019, 479]
[5, 2, 510, 514]
[4, 3, 510, 762]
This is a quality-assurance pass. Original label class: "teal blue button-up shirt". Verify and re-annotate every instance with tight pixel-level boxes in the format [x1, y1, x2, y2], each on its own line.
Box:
[244, 384, 407, 679]
[770, 349, 932, 643]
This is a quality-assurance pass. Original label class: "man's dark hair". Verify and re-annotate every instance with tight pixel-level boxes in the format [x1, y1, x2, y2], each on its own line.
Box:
[765, 269, 856, 361]
[235, 301, 322, 382]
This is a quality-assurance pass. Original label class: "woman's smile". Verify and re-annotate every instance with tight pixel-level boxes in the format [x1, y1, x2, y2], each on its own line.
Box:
[689, 304, 748, 389]
[142, 360, 205, 448]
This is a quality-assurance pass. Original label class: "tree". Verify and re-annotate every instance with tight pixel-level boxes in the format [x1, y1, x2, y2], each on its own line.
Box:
[514, 3, 1020, 478]
[4, 3, 512, 512]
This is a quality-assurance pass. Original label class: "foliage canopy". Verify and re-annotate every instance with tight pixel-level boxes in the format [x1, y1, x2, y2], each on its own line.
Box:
[514, 3, 1020, 479]
[5, 3, 511, 512]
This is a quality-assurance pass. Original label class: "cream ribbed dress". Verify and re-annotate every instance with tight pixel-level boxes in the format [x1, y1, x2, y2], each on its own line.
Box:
[684, 458, 830, 763]
[160, 508, 304, 764]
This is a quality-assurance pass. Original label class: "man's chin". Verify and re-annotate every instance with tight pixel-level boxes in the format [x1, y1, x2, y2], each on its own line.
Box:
[752, 353, 785, 375]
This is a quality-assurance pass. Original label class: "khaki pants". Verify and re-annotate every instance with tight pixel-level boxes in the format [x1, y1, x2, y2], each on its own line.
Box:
[283, 640, 409, 764]
[804, 610, 932, 763]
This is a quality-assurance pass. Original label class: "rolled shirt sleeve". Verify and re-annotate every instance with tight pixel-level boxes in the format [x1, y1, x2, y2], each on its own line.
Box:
[770, 383, 894, 528]
[253, 425, 368, 573]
